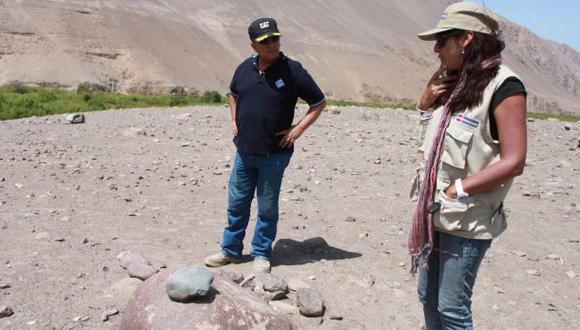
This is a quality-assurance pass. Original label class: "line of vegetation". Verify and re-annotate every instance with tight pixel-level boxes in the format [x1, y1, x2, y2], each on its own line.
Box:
[526, 112, 579, 122]
[323, 99, 579, 122]
[325, 99, 416, 110]
[0, 84, 225, 120]
[1, 84, 578, 122]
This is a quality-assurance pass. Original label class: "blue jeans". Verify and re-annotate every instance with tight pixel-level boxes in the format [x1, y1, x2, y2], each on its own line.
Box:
[221, 151, 292, 259]
[417, 231, 492, 330]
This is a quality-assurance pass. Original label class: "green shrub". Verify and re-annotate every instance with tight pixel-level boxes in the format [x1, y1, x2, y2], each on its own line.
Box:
[170, 94, 187, 106]
[201, 90, 222, 103]
[11, 83, 31, 94]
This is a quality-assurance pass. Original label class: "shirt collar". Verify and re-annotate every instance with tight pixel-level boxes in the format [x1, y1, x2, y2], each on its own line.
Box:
[252, 52, 287, 71]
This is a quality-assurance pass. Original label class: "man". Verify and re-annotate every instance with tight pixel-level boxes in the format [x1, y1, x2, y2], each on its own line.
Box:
[204, 18, 326, 273]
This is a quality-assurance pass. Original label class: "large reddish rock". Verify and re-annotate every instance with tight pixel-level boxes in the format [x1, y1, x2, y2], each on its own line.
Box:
[120, 270, 293, 330]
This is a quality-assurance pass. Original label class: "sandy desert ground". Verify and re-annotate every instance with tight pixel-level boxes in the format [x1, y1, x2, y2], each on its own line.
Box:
[0, 105, 579, 329]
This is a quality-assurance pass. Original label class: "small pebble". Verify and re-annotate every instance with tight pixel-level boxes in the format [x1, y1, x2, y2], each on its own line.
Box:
[526, 269, 540, 276]
[102, 309, 119, 322]
[0, 305, 13, 318]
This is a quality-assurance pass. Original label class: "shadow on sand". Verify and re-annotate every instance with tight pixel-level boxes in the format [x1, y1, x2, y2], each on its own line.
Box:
[271, 237, 362, 266]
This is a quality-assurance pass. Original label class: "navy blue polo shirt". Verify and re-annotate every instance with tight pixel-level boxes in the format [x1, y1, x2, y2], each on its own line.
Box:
[229, 52, 325, 154]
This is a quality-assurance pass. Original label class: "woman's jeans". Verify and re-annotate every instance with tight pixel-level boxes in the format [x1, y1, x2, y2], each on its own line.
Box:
[418, 231, 492, 330]
[221, 151, 292, 259]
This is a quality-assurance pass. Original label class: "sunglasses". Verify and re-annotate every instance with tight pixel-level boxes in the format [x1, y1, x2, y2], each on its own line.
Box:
[435, 30, 464, 48]
[257, 36, 280, 45]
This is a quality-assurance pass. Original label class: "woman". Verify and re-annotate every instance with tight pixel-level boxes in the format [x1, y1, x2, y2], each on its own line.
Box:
[408, 2, 527, 329]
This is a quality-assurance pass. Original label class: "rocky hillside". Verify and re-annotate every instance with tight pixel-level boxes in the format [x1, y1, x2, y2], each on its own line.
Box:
[0, 0, 579, 114]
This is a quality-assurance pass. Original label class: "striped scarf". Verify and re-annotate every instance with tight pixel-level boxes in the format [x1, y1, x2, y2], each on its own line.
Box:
[408, 54, 502, 274]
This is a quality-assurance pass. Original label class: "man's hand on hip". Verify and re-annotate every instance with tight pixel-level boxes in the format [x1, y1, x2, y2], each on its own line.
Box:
[276, 125, 305, 148]
[231, 121, 238, 136]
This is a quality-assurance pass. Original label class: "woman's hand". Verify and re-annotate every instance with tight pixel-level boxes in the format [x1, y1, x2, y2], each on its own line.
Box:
[419, 68, 458, 110]
[444, 184, 458, 199]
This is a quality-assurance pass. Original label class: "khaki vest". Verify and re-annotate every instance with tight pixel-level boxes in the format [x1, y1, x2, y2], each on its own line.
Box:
[411, 65, 521, 239]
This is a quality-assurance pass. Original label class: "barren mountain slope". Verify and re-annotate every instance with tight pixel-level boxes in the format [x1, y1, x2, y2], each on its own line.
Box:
[0, 0, 579, 114]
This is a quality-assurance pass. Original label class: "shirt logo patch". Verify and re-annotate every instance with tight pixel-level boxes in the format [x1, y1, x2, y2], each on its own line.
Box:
[452, 113, 479, 128]
[275, 79, 285, 89]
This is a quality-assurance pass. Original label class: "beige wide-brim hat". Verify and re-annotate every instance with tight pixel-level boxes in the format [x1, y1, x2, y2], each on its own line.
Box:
[418, 2, 499, 41]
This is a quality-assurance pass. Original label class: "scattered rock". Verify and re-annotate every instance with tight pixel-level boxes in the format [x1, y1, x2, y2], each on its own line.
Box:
[287, 278, 310, 291]
[65, 113, 86, 124]
[258, 273, 289, 293]
[0, 283, 10, 289]
[126, 262, 158, 281]
[121, 127, 147, 137]
[266, 290, 287, 301]
[122, 270, 292, 329]
[0, 305, 13, 318]
[175, 113, 191, 121]
[526, 269, 540, 277]
[240, 274, 256, 290]
[35, 232, 50, 240]
[102, 308, 118, 322]
[269, 301, 300, 315]
[565, 271, 577, 279]
[165, 266, 214, 302]
[348, 275, 375, 288]
[297, 288, 325, 317]
[545, 254, 562, 262]
[117, 251, 150, 269]
[345, 216, 356, 222]
[216, 269, 244, 284]
[106, 277, 143, 306]
[510, 250, 527, 257]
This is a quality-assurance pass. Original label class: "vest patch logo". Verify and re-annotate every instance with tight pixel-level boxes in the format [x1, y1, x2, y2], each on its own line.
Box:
[275, 79, 285, 89]
[452, 113, 479, 128]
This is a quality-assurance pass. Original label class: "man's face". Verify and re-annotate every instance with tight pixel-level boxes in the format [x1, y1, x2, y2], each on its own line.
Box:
[251, 36, 281, 62]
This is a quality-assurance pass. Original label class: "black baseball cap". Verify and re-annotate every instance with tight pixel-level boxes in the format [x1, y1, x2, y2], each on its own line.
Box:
[248, 18, 282, 42]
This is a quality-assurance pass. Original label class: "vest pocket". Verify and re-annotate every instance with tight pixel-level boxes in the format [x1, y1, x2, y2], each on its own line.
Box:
[440, 122, 474, 169]
[436, 189, 472, 231]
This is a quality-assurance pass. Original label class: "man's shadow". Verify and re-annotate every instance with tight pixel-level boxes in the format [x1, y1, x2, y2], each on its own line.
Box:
[271, 237, 362, 266]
